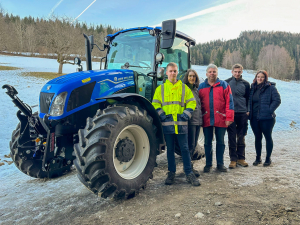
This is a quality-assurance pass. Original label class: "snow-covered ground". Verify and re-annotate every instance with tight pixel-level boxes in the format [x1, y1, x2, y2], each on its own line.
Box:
[0, 55, 299, 224]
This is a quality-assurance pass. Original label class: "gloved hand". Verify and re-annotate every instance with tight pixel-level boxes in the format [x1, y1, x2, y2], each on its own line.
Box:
[181, 112, 190, 121]
[159, 112, 167, 121]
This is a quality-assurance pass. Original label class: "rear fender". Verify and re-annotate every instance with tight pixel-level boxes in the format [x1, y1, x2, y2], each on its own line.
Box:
[97, 93, 165, 152]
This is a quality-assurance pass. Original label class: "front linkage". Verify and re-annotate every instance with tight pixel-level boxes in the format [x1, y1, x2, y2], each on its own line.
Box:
[3, 84, 73, 178]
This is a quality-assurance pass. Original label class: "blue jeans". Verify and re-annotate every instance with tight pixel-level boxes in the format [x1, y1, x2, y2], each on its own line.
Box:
[164, 133, 192, 175]
[203, 126, 227, 166]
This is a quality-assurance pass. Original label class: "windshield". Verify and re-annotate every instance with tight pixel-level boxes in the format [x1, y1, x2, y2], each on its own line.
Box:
[160, 37, 189, 80]
[106, 30, 156, 74]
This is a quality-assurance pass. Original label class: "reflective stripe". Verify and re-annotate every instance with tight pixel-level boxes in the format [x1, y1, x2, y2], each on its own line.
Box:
[161, 83, 185, 107]
[157, 109, 164, 115]
[181, 84, 185, 104]
[183, 110, 192, 119]
[152, 99, 161, 104]
[162, 101, 185, 107]
[162, 121, 188, 126]
[162, 121, 174, 126]
[186, 97, 195, 104]
[177, 121, 188, 125]
[161, 84, 164, 104]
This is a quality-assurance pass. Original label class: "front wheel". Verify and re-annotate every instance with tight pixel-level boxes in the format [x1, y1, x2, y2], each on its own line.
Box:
[73, 104, 157, 199]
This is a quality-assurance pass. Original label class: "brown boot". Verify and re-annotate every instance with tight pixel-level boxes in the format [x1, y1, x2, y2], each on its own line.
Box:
[237, 159, 248, 167]
[229, 161, 237, 169]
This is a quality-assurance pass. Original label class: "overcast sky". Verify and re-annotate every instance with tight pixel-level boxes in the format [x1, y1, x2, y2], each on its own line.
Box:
[1, 0, 300, 44]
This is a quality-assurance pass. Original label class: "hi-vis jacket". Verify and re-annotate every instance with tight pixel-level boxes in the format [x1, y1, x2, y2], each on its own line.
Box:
[152, 79, 196, 134]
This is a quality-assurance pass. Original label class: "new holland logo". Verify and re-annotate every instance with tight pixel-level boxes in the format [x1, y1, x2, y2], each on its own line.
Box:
[114, 77, 117, 82]
[47, 85, 51, 90]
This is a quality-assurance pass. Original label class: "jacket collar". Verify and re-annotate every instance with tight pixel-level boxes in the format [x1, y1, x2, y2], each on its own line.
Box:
[232, 75, 243, 81]
[205, 78, 220, 87]
[166, 79, 182, 85]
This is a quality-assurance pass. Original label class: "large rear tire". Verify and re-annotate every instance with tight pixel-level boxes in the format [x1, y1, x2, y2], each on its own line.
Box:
[10, 122, 71, 178]
[73, 104, 157, 199]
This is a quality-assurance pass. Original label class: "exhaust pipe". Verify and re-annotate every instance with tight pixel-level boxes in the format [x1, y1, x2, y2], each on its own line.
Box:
[83, 33, 92, 71]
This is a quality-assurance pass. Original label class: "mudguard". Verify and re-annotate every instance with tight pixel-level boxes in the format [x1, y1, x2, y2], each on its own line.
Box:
[97, 93, 165, 151]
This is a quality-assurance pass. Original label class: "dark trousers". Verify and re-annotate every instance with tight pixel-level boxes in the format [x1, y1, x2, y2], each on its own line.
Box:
[203, 126, 227, 166]
[227, 113, 248, 161]
[165, 133, 192, 175]
[250, 118, 275, 159]
[188, 125, 201, 158]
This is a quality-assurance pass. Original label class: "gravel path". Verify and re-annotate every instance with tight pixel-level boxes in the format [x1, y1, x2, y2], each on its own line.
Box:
[1, 130, 299, 225]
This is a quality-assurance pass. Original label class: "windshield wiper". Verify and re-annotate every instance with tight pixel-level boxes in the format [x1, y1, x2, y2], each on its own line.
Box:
[121, 62, 150, 69]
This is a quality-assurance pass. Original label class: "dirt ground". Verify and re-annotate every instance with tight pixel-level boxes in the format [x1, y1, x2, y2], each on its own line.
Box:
[1, 130, 300, 225]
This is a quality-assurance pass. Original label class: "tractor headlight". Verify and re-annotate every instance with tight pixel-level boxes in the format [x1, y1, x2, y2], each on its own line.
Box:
[49, 92, 68, 116]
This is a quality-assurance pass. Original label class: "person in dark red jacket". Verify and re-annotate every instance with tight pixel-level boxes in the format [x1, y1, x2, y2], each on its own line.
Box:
[198, 64, 234, 172]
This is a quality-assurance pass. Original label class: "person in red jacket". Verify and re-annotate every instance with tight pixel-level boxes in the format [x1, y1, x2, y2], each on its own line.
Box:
[198, 64, 234, 172]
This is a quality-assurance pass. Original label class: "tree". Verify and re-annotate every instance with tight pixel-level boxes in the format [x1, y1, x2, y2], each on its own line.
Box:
[256, 45, 295, 79]
[47, 18, 81, 74]
[222, 49, 231, 69]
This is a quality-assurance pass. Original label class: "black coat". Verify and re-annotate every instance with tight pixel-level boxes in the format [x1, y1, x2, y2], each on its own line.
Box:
[248, 82, 281, 120]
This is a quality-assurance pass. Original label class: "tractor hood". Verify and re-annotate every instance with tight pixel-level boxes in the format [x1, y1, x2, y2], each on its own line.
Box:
[39, 69, 135, 120]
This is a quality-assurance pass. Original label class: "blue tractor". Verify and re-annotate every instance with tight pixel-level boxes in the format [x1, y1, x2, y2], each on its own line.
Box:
[3, 20, 203, 199]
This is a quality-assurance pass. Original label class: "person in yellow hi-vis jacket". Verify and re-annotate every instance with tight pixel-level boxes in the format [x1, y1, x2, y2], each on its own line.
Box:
[152, 62, 200, 186]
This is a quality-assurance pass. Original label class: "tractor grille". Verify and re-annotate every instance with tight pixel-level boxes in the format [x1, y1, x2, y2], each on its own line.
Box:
[67, 81, 96, 112]
[40, 92, 55, 113]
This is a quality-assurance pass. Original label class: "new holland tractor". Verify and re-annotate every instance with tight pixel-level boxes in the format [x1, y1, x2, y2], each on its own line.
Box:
[3, 20, 204, 199]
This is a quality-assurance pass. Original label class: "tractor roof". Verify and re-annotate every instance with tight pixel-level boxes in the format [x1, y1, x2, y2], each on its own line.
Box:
[107, 27, 196, 45]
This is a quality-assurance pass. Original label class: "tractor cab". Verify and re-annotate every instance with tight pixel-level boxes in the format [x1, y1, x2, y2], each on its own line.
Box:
[78, 20, 196, 102]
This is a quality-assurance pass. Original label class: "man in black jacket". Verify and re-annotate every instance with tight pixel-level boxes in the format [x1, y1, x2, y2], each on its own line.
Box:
[225, 64, 250, 169]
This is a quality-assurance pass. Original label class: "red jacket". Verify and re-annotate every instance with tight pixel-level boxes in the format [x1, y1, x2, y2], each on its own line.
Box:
[198, 78, 234, 127]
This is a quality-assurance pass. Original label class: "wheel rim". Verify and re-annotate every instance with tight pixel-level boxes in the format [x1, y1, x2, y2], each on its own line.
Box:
[113, 125, 150, 180]
[198, 127, 204, 146]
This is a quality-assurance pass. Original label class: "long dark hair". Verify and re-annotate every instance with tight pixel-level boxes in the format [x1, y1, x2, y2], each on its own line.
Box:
[253, 70, 269, 84]
[183, 69, 200, 88]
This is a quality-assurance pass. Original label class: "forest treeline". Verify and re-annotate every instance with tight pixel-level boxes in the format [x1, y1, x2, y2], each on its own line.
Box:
[191, 31, 300, 80]
[0, 10, 120, 73]
[1, 9, 300, 79]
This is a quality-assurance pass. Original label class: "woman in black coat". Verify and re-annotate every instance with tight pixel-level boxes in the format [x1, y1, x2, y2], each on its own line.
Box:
[183, 69, 203, 176]
[247, 70, 281, 166]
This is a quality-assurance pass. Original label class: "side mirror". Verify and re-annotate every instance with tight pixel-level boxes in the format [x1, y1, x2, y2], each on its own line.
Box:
[155, 53, 164, 64]
[74, 57, 82, 72]
[161, 19, 176, 49]
[157, 67, 164, 81]
[74, 57, 81, 65]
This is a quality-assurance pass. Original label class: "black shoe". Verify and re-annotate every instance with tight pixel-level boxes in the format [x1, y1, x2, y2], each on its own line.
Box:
[186, 173, 201, 186]
[263, 157, 272, 167]
[165, 171, 175, 185]
[191, 162, 200, 177]
[203, 165, 212, 173]
[217, 165, 227, 172]
[253, 157, 262, 166]
[193, 169, 200, 177]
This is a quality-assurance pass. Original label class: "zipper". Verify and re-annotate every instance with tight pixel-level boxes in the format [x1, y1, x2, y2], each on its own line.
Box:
[203, 111, 208, 116]
[216, 111, 226, 117]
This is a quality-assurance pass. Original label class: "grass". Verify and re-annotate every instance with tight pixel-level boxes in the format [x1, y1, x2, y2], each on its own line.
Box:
[21, 72, 66, 80]
[0, 65, 20, 70]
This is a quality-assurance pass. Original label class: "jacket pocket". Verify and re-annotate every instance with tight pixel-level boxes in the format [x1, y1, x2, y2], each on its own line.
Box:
[177, 114, 188, 134]
[162, 114, 175, 134]
[216, 111, 226, 117]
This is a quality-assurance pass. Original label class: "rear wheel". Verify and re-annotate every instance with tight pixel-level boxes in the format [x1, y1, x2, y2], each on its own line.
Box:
[73, 104, 157, 199]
